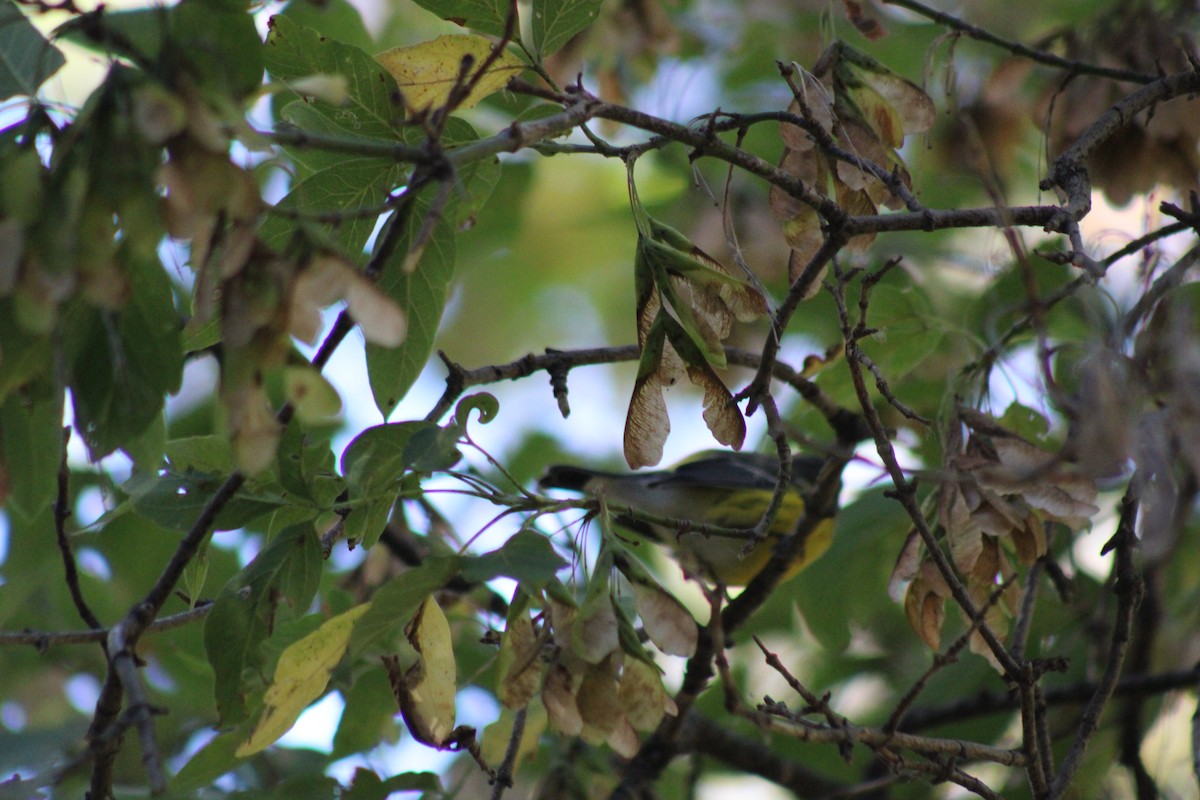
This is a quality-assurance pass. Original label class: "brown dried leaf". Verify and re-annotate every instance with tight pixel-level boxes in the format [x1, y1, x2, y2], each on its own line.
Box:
[842, 0, 887, 40]
[1011, 512, 1047, 566]
[834, 181, 877, 253]
[630, 582, 698, 657]
[619, 658, 670, 731]
[607, 717, 641, 759]
[857, 65, 935, 137]
[624, 369, 670, 470]
[668, 274, 730, 355]
[888, 530, 922, 602]
[905, 573, 945, 651]
[1019, 480, 1100, 528]
[542, 662, 582, 735]
[970, 534, 1000, 583]
[943, 485, 982, 574]
[975, 486, 1026, 533]
[781, 70, 836, 149]
[497, 610, 544, 710]
[572, 587, 619, 666]
[848, 80, 906, 150]
[770, 146, 829, 288]
[576, 656, 623, 737]
[687, 363, 746, 451]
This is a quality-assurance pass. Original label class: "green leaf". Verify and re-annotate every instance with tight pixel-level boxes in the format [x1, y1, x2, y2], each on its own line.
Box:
[237, 604, 371, 756]
[204, 523, 324, 726]
[57, 6, 167, 71]
[332, 667, 399, 758]
[401, 424, 463, 472]
[364, 119, 494, 417]
[348, 555, 461, 657]
[532, 0, 603, 57]
[60, 0, 260, 96]
[861, 284, 943, 380]
[171, 0, 263, 98]
[264, 16, 401, 142]
[999, 401, 1050, 442]
[454, 391, 499, 427]
[0, 0, 65, 101]
[341, 421, 438, 494]
[171, 732, 242, 794]
[124, 470, 291, 533]
[461, 529, 568, 588]
[258, 157, 406, 257]
[66, 247, 183, 459]
[340, 421, 436, 546]
[165, 434, 236, 473]
[0, 299, 51, 403]
[790, 488, 908, 652]
[365, 195, 457, 417]
[280, 0, 374, 52]
[276, 422, 344, 508]
[0, 384, 62, 518]
[343, 769, 441, 800]
[571, 542, 617, 664]
[406, 0, 510, 38]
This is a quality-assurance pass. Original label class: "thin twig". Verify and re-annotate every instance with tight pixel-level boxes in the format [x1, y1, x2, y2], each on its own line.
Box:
[489, 706, 527, 799]
[53, 426, 102, 632]
[881, 0, 1157, 84]
[0, 603, 213, 648]
[1049, 487, 1144, 796]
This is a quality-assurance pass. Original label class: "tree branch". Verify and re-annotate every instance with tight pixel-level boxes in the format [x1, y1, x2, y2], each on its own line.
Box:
[882, 0, 1157, 84]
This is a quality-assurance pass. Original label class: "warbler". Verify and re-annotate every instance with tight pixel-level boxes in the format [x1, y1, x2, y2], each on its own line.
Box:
[540, 450, 837, 586]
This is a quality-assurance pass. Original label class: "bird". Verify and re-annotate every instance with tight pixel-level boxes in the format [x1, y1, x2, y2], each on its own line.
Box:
[539, 450, 837, 586]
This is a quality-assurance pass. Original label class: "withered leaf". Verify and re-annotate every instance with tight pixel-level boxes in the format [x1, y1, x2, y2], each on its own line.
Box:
[904, 562, 951, 650]
[624, 316, 673, 469]
[888, 530, 922, 602]
[576, 655, 623, 737]
[541, 662, 582, 736]
[497, 606, 544, 710]
[629, 581, 698, 657]
[393, 595, 458, 748]
[619, 657, 672, 731]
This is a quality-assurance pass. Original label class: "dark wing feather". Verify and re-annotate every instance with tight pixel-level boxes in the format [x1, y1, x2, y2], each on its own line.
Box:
[652, 452, 824, 492]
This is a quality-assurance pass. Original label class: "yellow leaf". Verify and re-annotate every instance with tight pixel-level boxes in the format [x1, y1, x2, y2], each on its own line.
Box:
[236, 603, 371, 757]
[395, 595, 458, 747]
[376, 35, 524, 114]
